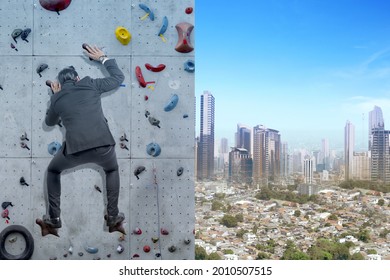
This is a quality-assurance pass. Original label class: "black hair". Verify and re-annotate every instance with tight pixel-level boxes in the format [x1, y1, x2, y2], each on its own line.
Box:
[57, 66, 79, 85]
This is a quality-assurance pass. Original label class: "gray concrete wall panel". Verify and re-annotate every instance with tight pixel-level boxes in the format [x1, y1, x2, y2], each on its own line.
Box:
[0, 0, 194, 260]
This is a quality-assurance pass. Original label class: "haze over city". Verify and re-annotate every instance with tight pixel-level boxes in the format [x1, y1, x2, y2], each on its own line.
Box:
[195, 0, 390, 151]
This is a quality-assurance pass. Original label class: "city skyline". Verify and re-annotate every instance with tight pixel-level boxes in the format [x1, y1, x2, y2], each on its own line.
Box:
[196, 0, 390, 151]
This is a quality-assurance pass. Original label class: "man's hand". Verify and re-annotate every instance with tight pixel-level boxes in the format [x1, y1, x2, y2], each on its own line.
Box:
[84, 45, 106, 61]
[50, 82, 61, 94]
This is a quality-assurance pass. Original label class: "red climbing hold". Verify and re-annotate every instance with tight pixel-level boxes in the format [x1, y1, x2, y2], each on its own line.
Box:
[143, 245, 150, 253]
[145, 63, 166, 72]
[175, 22, 194, 53]
[185, 7, 193, 14]
[39, 0, 72, 14]
[135, 66, 155, 88]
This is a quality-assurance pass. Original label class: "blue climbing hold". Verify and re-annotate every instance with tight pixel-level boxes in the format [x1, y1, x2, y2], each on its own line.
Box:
[139, 3, 155, 21]
[146, 142, 161, 157]
[164, 94, 179, 112]
[158, 16, 168, 37]
[184, 60, 195, 73]
[48, 141, 61, 155]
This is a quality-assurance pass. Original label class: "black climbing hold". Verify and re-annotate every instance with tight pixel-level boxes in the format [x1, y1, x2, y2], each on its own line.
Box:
[0, 225, 34, 260]
[20, 177, 29, 186]
[20, 132, 29, 141]
[107, 253, 111, 258]
[36, 64, 48, 77]
[1, 202, 14, 210]
[0, 85, 3, 90]
[183, 114, 189, 118]
[177, 167, 184, 176]
[78, 252, 83, 257]
[168, 245, 176, 253]
[94, 185, 102, 193]
[145, 110, 150, 118]
[184, 238, 191, 245]
[151, 237, 159, 243]
[134, 166, 146, 180]
[155, 253, 161, 258]
[10, 43, 18, 51]
[148, 116, 161, 128]
[21, 28, 31, 42]
[11, 29, 23, 43]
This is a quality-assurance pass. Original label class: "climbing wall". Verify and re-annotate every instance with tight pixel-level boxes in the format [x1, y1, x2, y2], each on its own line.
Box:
[0, 0, 195, 260]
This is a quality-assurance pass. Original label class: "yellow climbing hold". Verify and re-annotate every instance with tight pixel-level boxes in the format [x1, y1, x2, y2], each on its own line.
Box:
[159, 34, 166, 43]
[115, 26, 131, 45]
[140, 13, 149, 20]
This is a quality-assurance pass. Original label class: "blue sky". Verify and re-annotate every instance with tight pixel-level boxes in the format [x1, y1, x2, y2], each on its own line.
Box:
[195, 0, 390, 151]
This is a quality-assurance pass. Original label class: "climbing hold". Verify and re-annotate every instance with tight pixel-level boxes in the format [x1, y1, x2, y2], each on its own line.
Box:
[145, 63, 166, 72]
[117, 244, 124, 254]
[84, 245, 99, 254]
[183, 114, 189, 118]
[78, 252, 84, 257]
[120, 143, 129, 150]
[134, 166, 146, 180]
[155, 253, 161, 258]
[20, 132, 29, 141]
[46, 80, 52, 87]
[68, 246, 73, 255]
[146, 142, 161, 157]
[148, 116, 161, 128]
[39, 0, 72, 15]
[106, 253, 111, 258]
[115, 26, 131, 45]
[21, 142, 30, 150]
[168, 245, 176, 253]
[63, 253, 68, 258]
[120, 133, 129, 142]
[119, 234, 125, 242]
[10, 43, 18, 51]
[164, 94, 179, 112]
[184, 238, 191, 245]
[1, 202, 14, 210]
[36, 218, 59, 237]
[160, 228, 169, 235]
[144, 95, 149, 101]
[21, 28, 31, 42]
[184, 60, 195, 73]
[20, 177, 29, 186]
[8, 236, 17, 243]
[143, 245, 151, 253]
[48, 141, 62, 155]
[151, 237, 159, 243]
[175, 22, 194, 53]
[36, 63, 48, 77]
[0, 85, 3, 90]
[133, 227, 142, 235]
[185, 7, 193, 14]
[11, 29, 23, 43]
[135, 66, 155, 88]
[145, 110, 150, 118]
[158, 16, 168, 42]
[1, 209, 10, 220]
[139, 3, 154, 21]
[94, 185, 102, 193]
[132, 254, 140, 258]
[82, 43, 93, 61]
[177, 167, 184, 176]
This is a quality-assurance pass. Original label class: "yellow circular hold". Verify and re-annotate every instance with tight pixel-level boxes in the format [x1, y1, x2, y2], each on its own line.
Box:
[115, 26, 131, 45]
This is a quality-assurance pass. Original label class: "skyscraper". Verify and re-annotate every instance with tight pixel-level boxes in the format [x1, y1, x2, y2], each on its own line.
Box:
[228, 147, 253, 184]
[236, 124, 251, 155]
[197, 91, 215, 180]
[320, 138, 330, 170]
[281, 142, 289, 179]
[303, 156, 314, 184]
[369, 106, 390, 183]
[253, 125, 281, 185]
[344, 121, 355, 180]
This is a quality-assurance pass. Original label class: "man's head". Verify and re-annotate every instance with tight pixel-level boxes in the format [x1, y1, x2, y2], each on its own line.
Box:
[57, 66, 79, 85]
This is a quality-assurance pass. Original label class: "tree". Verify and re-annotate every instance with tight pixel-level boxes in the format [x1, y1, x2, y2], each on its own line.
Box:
[328, 213, 338, 221]
[351, 253, 364, 260]
[195, 245, 207, 260]
[208, 252, 222, 260]
[281, 240, 310, 260]
[367, 249, 377, 255]
[256, 252, 269, 260]
[220, 214, 238, 228]
[252, 224, 259, 234]
[358, 229, 371, 243]
[294, 210, 301, 217]
[235, 213, 244, 223]
[236, 229, 249, 238]
[212, 200, 224, 211]
[377, 199, 385, 206]
[223, 249, 234, 255]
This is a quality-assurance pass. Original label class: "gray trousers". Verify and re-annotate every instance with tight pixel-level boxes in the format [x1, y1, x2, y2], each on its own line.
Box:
[47, 143, 120, 219]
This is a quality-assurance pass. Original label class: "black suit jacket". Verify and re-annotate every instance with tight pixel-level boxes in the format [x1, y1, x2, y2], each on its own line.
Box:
[45, 59, 125, 154]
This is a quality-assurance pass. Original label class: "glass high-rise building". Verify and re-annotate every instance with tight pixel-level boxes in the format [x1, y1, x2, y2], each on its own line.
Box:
[197, 91, 215, 180]
[236, 124, 251, 156]
[369, 106, 390, 183]
[253, 125, 281, 185]
[344, 120, 355, 180]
